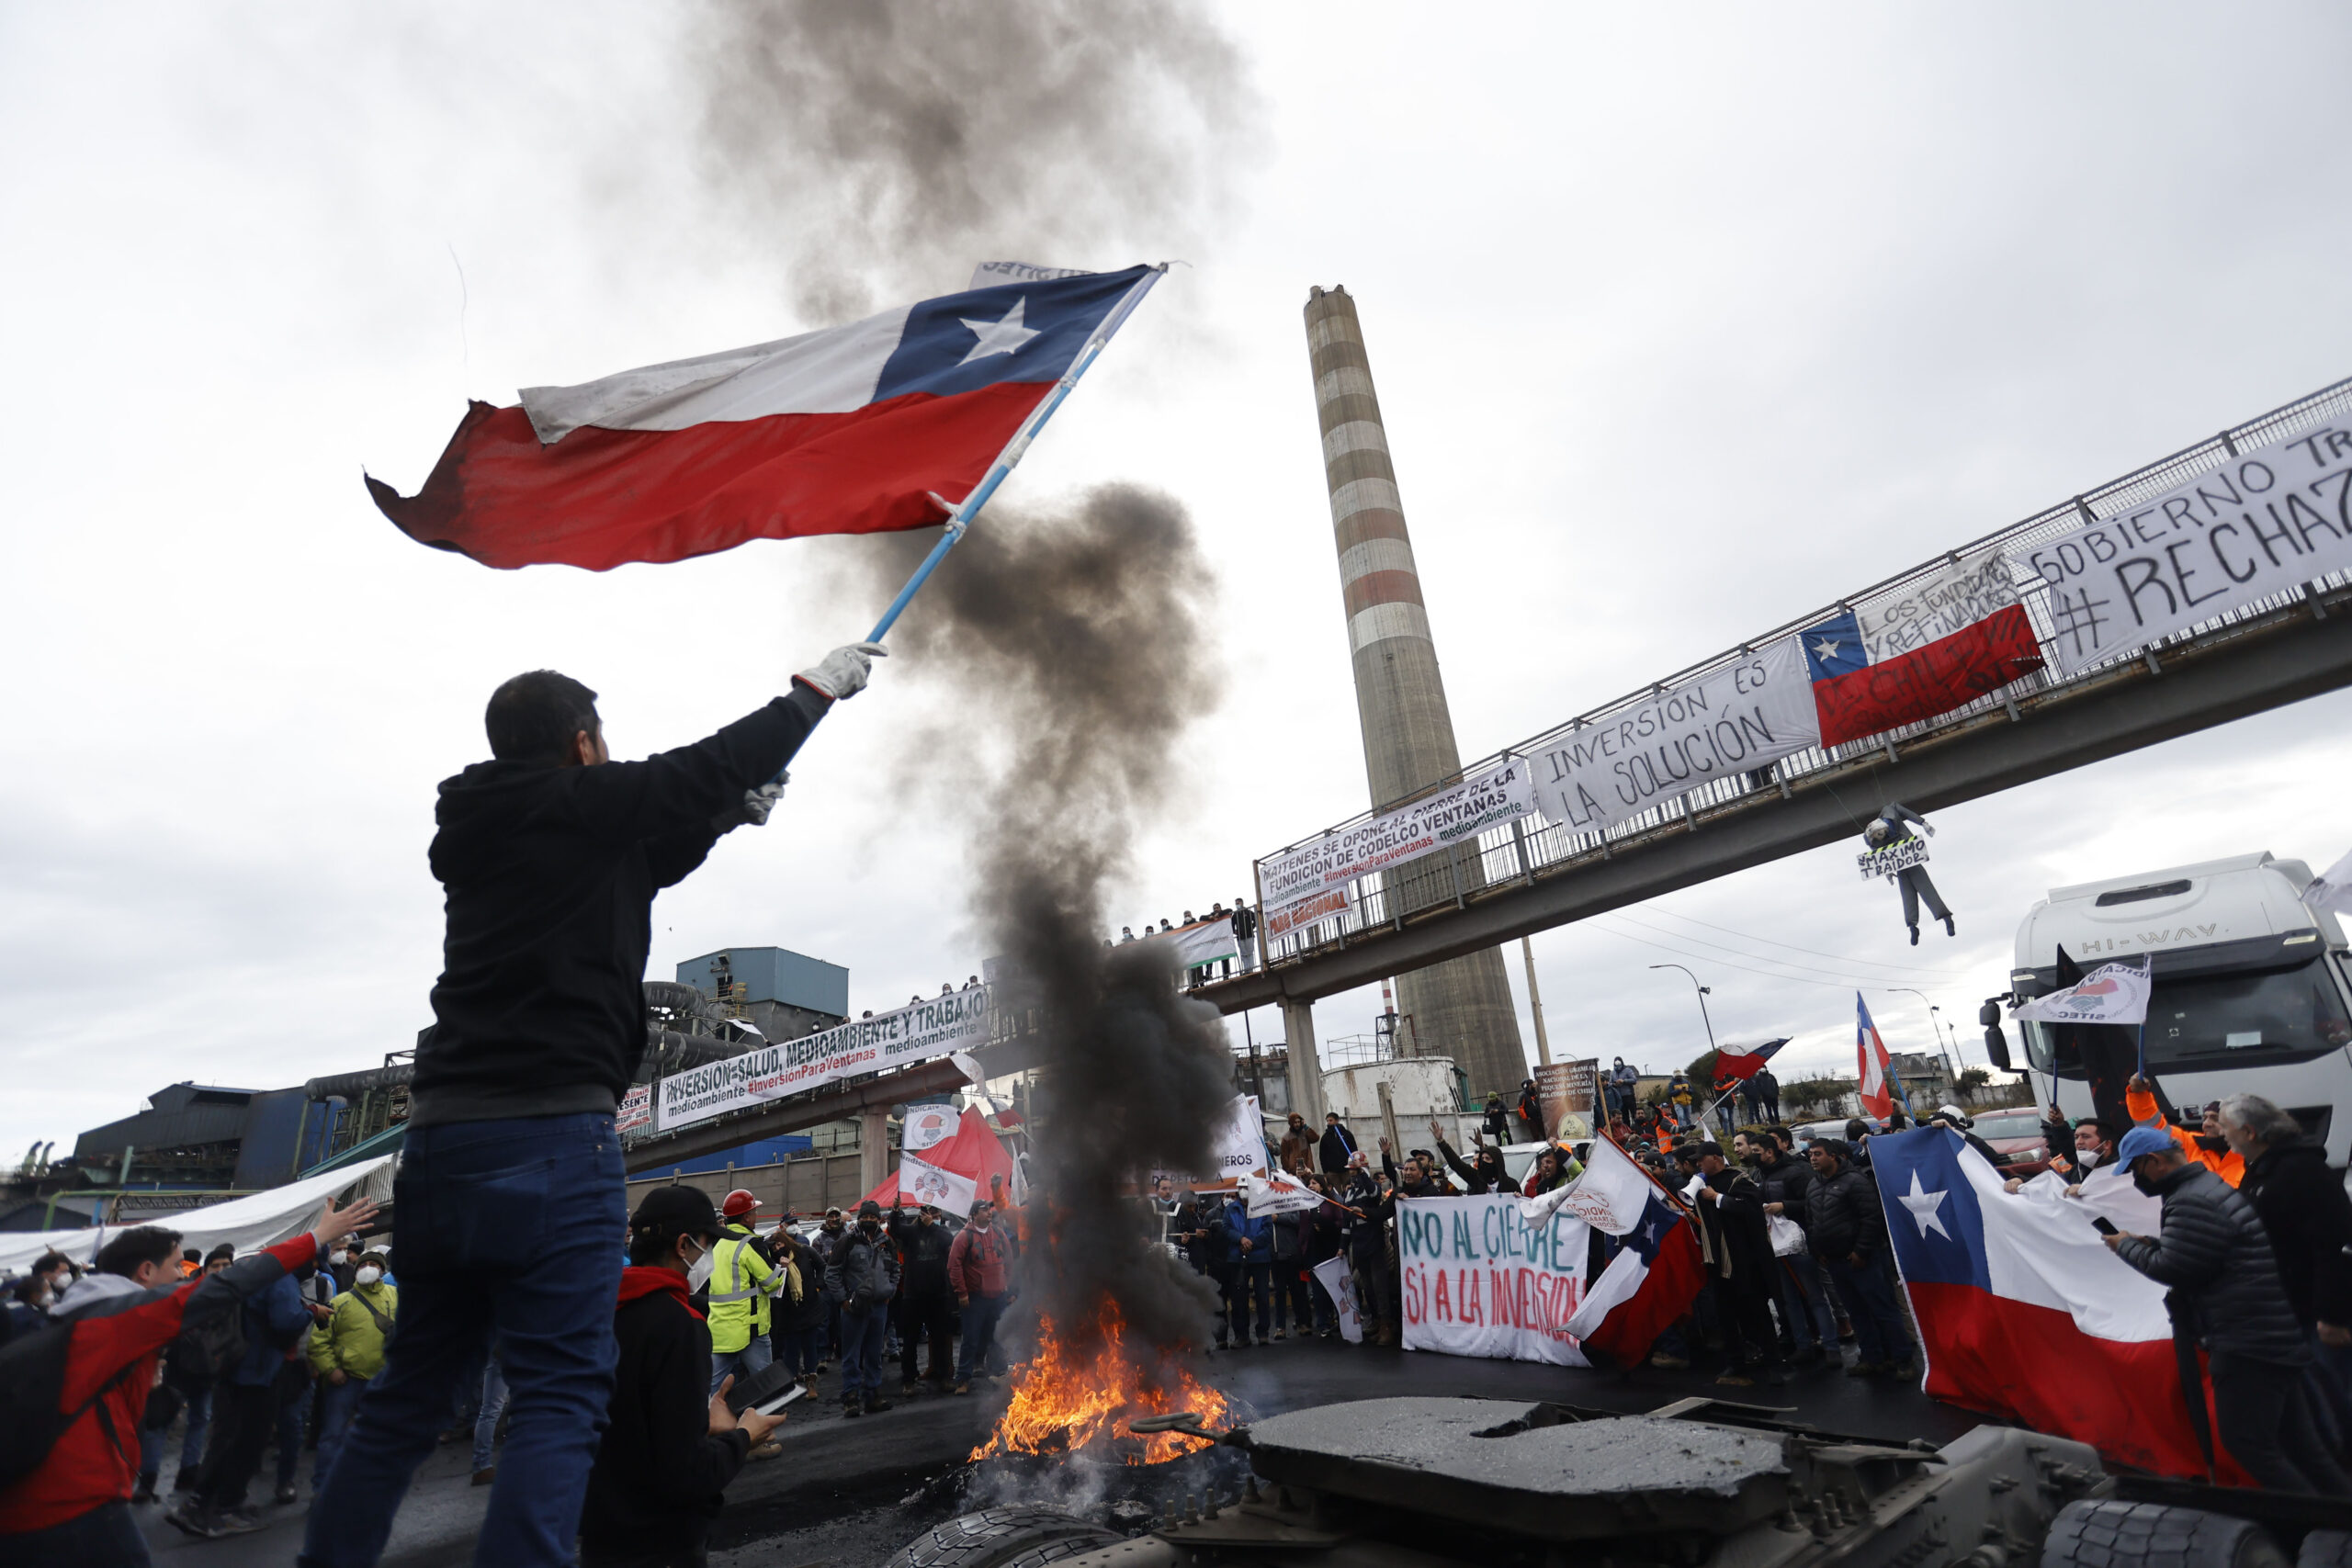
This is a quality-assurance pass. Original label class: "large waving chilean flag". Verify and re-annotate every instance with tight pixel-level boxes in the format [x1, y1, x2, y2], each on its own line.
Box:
[1869, 1126, 2235, 1482]
[368, 265, 1156, 571]
[1798, 551, 2043, 747]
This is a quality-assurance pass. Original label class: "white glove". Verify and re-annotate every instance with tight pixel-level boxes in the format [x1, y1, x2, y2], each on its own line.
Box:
[741, 779, 785, 827]
[795, 641, 887, 701]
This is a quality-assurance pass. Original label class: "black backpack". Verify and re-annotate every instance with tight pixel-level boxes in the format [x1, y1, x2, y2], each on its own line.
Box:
[162, 1278, 248, 1396]
[0, 1319, 142, 1490]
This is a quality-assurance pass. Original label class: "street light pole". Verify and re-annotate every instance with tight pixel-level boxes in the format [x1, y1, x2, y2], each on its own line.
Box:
[1651, 964, 1724, 1131]
[1885, 987, 1962, 1090]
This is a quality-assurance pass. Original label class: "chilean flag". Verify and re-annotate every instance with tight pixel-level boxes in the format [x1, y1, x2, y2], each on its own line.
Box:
[1556, 1138, 1705, 1366]
[1799, 552, 2043, 748]
[1710, 1037, 1787, 1085]
[368, 265, 1157, 571]
[1869, 1126, 2238, 1481]
[1856, 994, 1908, 1121]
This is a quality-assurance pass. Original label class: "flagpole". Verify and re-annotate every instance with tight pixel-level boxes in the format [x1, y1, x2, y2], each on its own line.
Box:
[865, 265, 1169, 643]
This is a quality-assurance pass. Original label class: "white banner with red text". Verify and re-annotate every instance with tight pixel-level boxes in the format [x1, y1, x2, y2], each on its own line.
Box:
[1396, 1193, 1592, 1366]
[656, 987, 992, 1133]
[1259, 758, 1537, 926]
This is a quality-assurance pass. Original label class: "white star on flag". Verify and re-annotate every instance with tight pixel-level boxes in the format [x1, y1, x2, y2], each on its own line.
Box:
[1811, 636, 1842, 663]
[957, 298, 1039, 364]
[1899, 1169, 1951, 1241]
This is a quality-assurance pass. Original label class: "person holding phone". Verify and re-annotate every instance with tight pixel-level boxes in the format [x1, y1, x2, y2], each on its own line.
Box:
[581, 1187, 784, 1567]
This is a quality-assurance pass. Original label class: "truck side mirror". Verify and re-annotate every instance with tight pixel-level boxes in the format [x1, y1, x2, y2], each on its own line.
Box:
[1983, 1024, 2014, 1072]
[1978, 999, 2002, 1027]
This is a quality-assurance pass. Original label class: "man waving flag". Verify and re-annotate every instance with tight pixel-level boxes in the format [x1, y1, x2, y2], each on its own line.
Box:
[368, 265, 1160, 571]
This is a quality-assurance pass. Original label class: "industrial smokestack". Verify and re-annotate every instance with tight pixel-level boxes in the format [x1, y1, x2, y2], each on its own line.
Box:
[1303, 285, 1526, 1100]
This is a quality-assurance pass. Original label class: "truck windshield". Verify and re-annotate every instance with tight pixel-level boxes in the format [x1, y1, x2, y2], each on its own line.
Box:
[2024, 954, 2352, 1073]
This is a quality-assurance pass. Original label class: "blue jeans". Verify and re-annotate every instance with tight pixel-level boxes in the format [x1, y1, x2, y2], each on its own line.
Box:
[6, 1499, 149, 1565]
[710, 1333, 773, 1396]
[956, 1295, 1007, 1383]
[313, 1374, 369, 1488]
[1776, 1254, 1838, 1353]
[299, 1113, 625, 1568]
[1822, 1251, 1911, 1369]
[840, 1304, 889, 1396]
[778, 1325, 828, 1378]
[140, 1386, 210, 1487]
[470, 1355, 509, 1474]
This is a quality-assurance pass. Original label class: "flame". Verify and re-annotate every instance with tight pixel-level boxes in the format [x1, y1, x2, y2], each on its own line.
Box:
[970, 1297, 1230, 1465]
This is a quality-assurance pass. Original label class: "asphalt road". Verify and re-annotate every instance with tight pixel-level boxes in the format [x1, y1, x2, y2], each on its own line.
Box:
[133, 1337, 1987, 1568]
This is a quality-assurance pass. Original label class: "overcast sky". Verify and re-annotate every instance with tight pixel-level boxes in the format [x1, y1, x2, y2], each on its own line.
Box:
[6, 4, 2352, 1160]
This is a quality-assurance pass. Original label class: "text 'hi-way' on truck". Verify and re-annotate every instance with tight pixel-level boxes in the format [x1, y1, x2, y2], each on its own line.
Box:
[1985, 852, 2352, 1171]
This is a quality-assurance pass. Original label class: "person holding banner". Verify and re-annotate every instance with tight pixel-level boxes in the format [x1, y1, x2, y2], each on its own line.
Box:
[1691, 1145, 1786, 1387]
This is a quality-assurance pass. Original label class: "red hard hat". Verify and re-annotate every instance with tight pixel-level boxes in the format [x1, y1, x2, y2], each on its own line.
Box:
[720, 1189, 761, 1220]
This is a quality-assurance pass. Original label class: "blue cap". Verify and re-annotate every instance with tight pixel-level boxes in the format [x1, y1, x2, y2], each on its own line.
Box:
[2116, 1125, 2176, 1165]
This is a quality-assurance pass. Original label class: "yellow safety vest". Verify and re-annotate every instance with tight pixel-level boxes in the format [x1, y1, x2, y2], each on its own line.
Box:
[705, 1227, 787, 1354]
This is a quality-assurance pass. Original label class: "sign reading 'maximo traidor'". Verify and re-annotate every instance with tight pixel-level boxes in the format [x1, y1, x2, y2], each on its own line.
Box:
[656, 987, 991, 1134]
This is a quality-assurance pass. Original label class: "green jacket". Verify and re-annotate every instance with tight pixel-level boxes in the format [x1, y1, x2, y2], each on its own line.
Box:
[308, 1282, 398, 1380]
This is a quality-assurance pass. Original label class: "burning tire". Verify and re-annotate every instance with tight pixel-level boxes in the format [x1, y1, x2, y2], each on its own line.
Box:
[887, 1508, 1123, 1568]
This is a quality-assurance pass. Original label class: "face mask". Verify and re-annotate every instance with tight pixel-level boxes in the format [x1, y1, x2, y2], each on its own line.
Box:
[2132, 1167, 2163, 1197]
[330, 1250, 349, 1266]
[2075, 1148, 2101, 1169]
[684, 1242, 715, 1292]
[355, 1266, 383, 1287]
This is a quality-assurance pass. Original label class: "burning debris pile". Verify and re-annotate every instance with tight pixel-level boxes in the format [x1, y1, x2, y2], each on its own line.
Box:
[971, 1303, 1230, 1466]
[852, 487, 1234, 1467]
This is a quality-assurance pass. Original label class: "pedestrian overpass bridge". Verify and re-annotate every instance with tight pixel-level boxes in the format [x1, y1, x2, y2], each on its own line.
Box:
[1200, 375, 2352, 1119]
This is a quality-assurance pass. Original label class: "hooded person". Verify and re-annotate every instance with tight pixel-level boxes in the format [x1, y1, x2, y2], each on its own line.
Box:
[1317, 1111, 1360, 1177]
[1430, 1120, 1513, 1196]
[1277, 1113, 1317, 1179]
[580, 1186, 783, 1568]
[831, 1201, 899, 1416]
[305, 646, 882, 1568]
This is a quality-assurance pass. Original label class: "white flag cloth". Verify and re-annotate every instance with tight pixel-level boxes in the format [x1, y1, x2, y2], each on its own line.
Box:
[2014, 1162, 2163, 1235]
[1529, 1135, 1654, 1235]
[2013, 957, 2153, 1026]
[1244, 1171, 1324, 1217]
[897, 1152, 978, 1215]
[2307, 847, 2352, 917]
[1311, 1256, 1364, 1343]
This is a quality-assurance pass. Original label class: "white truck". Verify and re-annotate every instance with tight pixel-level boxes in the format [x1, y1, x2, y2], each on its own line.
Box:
[1991, 852, 2352, 1167]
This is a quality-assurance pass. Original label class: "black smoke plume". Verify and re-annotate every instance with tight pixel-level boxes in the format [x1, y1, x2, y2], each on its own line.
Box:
[688, 0, 1259, 321]
[849, 487, 1232, 1354]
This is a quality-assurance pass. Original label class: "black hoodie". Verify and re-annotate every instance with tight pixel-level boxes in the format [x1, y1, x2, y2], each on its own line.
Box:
[413, 687, 828, 1125]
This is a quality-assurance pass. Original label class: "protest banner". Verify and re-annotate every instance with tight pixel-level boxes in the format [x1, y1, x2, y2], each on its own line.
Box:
[1164, 915, 1238, 972]
[1263, 884, 1354, 942]
[1149, 1094, 1269, 1191]
[1260, 758, 1536, 919]
[1536, 1059, 1599, 1140]
[616, 1082, 652, 1136]
[1521, 638, 1818, 835]
[1311, 1255, 1364, 1344]
[1396, 1193, 1591, 1365]
[658, 987, 991, 1133]
[1244, 1170, 1325, 1217]
[2024, 421, 2352, 676]
[2014, 956, 2153, 1027]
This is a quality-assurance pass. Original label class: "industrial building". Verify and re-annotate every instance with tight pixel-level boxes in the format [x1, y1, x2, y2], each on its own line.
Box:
[1303, 285, 1528, 1098]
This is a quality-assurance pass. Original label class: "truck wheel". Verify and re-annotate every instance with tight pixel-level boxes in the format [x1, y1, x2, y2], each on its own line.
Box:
[2299, 1530, 2352, 1568]
[888, 1508, 1124, 1568]
[2041, 1500, 2290, 1568]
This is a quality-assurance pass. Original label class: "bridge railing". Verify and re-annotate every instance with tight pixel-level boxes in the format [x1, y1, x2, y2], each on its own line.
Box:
[1254, 375, 2352, 966]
